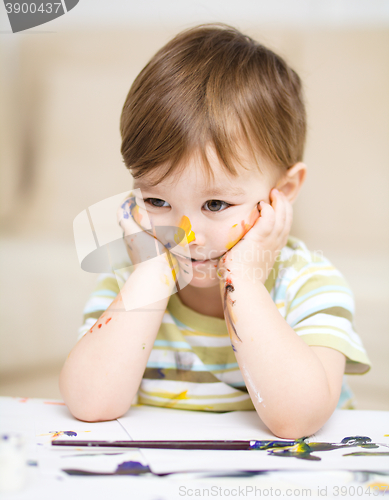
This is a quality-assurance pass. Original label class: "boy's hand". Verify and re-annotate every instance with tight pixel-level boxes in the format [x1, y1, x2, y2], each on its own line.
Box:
[117, 193, 179, 280]
[217, 188, 292, 285]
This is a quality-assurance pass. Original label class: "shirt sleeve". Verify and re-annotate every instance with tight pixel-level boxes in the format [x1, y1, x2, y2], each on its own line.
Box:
[284, 260, 371, 374]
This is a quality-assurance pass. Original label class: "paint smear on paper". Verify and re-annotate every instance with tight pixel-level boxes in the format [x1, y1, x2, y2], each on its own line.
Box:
[366, 482, 389, 491]
[343, 452, 389, 457]
[43, 431, 78, 441]
[39, 430, 91, 441]
[63, 460, 151, 476]
[262, 436, 381, 461]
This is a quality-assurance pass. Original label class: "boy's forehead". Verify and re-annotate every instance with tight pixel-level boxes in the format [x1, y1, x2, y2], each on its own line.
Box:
[133, 177, 246, 195]
[132, 145, 279, 194]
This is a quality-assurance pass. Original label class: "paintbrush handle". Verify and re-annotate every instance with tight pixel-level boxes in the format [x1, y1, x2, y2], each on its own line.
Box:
[52, 439, 296, 450]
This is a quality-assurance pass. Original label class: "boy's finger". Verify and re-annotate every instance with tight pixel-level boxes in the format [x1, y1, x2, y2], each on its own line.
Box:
[117, 196, 145, 235]
[257, 201, 275, 236]
[272, 191, 287, 235]
[285, 199, 293, 233]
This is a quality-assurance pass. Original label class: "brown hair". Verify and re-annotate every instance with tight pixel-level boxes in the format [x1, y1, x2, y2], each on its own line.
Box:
[120, 23, 306, 185]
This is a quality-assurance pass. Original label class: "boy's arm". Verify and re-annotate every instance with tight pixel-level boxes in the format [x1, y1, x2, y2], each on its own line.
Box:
[217, 188, 345, 439]
[59, 254, 177, 422]
[219, 271, 345, 439]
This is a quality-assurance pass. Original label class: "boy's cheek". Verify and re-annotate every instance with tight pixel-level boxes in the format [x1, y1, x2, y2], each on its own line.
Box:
[224, 207, 260, 250]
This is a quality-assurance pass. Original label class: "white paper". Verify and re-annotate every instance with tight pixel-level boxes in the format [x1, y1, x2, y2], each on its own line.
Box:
[0, 397, 148, 477]
[118, 406, 389, 473]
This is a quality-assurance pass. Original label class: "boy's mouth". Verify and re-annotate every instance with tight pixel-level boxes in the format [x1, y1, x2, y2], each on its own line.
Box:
[171, 253, 220, 263]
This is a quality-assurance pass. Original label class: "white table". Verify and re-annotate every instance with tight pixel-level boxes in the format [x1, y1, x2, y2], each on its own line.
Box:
[1, 397, 388, 499]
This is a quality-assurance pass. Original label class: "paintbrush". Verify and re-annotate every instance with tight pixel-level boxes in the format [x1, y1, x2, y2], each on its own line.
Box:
[52, 439, 296, 450]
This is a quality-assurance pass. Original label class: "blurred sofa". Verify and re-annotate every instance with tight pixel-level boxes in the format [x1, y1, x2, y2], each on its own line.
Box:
[0, 26, 388, 408]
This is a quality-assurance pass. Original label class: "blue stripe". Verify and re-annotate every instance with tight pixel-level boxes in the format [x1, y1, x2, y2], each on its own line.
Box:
[91, 290, 118, 298]
[154, 340, 192, 349]
[290, 286, 352, 308]
[83, 297, 114, 314]
[289, 301, 354, 327]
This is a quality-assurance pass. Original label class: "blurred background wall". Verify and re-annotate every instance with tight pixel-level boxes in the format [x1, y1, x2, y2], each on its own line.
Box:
[1, 0, 388, 409]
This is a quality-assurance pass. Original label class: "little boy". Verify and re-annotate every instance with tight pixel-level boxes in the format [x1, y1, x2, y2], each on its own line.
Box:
[60, 24, 370, 439]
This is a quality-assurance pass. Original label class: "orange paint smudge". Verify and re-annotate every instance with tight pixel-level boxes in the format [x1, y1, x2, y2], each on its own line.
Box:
[105, 317, 112, 325]
[174, 215, 195, 246]
[225, 207, 260, 250]
[90, 319, 99, 332]
[368, 483, 389, 491]
[19, 398, 28, 403]
[98, 324, 102, 328]
[226, 223, 243, 250]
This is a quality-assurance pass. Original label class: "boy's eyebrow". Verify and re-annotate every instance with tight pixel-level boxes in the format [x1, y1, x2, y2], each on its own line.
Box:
[133, 182, 246, 197]
[200, 186, 246, 197]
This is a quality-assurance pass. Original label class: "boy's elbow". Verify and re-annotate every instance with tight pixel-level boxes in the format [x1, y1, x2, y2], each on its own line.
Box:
[268, 421, 314, 440]
[66, 402, 131, 423]
[59, 381, 130, 423]
[261, 408, 332, 440]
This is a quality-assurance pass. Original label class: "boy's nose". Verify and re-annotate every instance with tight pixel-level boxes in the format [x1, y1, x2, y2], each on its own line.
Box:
[173, 215, 207, 249]
[174, 215, 196, 246]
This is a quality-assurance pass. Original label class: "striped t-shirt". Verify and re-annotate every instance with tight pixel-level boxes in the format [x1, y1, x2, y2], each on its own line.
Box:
[77, 235, 371, 411]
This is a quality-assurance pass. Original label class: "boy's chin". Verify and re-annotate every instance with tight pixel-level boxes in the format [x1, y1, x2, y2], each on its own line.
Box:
[184, 271, 220, 289]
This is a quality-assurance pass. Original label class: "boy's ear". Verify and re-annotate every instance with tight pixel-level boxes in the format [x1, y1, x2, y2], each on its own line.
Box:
[275, 162, 307, 203]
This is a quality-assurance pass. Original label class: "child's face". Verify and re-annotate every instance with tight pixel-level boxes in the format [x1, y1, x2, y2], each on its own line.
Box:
[133, 146, 283, 289]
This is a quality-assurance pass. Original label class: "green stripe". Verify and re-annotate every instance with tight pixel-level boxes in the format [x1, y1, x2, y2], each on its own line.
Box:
[156, 323, 194, 343]
[95, 276, 120, 294]
[292, 274, 349, 297]
[298, 333, 371, 374]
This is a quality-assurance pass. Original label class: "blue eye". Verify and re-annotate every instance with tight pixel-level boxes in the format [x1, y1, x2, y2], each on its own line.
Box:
[204, 200, 230, 212]
[145, 198, 169, 208]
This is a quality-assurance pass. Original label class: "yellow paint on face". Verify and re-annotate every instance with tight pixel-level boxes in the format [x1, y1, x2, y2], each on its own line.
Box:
[174, 215, 196, 247]
[225, 206, 260, 250]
